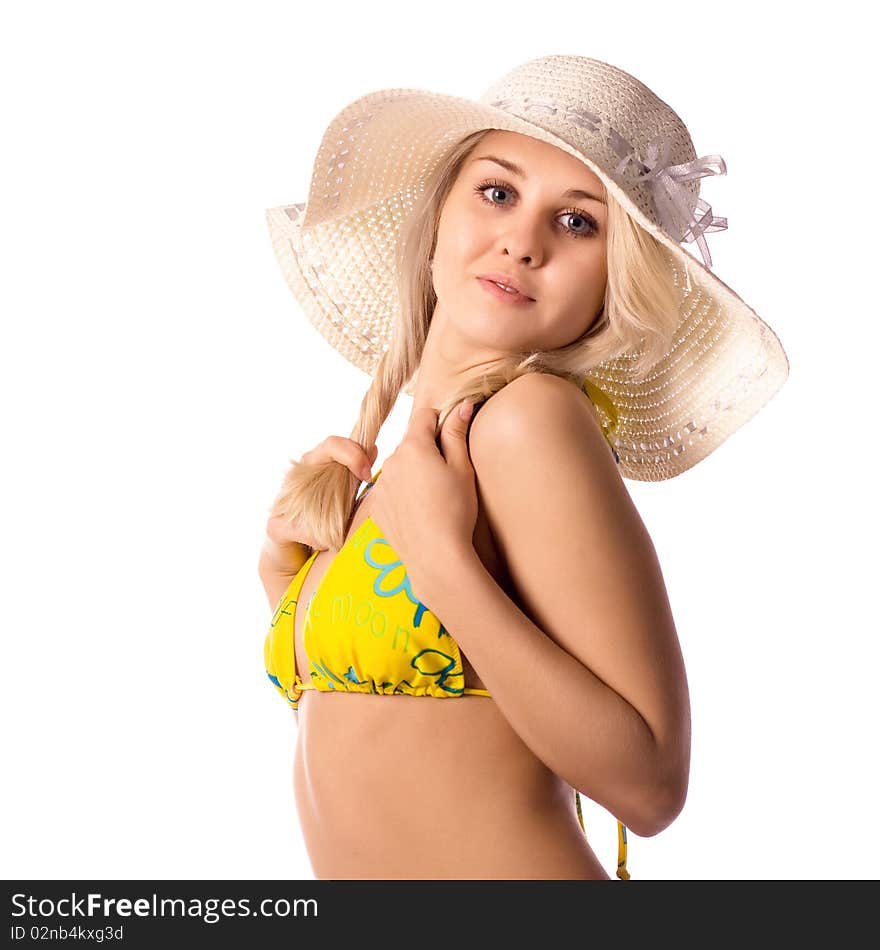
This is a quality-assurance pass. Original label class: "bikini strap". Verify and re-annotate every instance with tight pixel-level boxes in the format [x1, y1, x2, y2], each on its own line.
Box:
[616, 822, 630, 880]
[574, 790, 631, 880]
[582, 378, 621, 465]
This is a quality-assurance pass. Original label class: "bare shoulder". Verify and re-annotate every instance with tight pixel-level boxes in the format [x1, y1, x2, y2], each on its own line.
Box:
[466, 368, 640, 597]
[469, 371, 618, 485]
[466, 370, 665, 650]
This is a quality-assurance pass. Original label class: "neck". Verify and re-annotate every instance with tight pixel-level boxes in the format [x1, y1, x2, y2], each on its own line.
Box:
[409, 302, 506, 416]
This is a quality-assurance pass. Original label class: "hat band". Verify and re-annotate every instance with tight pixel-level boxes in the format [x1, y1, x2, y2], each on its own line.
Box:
[489, 94, 728, 268]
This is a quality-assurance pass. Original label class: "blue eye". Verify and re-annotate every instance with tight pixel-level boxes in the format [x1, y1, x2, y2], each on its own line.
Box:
[472, 178, 599, 239]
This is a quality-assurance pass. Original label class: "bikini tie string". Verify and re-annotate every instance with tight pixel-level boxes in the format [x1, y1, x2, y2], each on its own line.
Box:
[574, 790, 630, 880]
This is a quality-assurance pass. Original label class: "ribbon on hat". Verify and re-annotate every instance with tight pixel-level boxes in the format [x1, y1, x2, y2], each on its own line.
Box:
[608, 130, 728, 268]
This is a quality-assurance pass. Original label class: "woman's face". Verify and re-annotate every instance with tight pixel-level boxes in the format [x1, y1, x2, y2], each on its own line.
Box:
[430, 129, 608, 353]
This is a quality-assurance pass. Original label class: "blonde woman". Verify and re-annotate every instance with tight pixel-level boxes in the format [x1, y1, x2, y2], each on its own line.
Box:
[260, 55, 789, 880]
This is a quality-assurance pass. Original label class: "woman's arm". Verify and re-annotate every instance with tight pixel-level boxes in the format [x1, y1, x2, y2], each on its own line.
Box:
[416, 373, 691, 838]
[257, 538, 311, 610]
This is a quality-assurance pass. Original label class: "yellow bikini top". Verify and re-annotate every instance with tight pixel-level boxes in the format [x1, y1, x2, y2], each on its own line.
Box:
[263, 383, 629, 878]
[264, 464, 492, 706]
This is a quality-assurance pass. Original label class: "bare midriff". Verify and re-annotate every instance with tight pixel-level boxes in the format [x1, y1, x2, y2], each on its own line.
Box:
[289, 484, 611, 880]
[294, 689, 609, 879]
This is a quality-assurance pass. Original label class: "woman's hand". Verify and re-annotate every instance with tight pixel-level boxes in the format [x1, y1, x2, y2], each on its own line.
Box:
[369, 401, 478, 599]
[265, 436, 378, 558]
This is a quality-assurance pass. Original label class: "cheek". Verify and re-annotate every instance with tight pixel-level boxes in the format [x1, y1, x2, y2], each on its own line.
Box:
[433, 223, 480, 292]
[569, 253, 607, 306]
[436, 197, 486, 256]
[552, 258, 607, 335]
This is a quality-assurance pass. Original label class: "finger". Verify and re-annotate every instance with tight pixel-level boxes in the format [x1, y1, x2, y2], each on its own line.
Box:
[319, 436, 374, 480]
[337, 439, 373, 480]
[405, 406, 441, 444]
[438, 400, 475, 469]
[364, 443, 378, 477]
[329, 435, 369, 475]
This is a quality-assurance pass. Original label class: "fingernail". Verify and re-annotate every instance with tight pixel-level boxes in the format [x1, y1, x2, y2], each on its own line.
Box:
[459, 401, 474, 420]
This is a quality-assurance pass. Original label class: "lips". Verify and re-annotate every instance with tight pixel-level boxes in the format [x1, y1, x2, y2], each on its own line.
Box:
[477, 277, 536, 306]
[477, 273, 535, 301]
[490, 280, 521, 297]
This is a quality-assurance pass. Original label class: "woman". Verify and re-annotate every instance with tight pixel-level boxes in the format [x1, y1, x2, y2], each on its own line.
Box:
[259, 55, 789, 880]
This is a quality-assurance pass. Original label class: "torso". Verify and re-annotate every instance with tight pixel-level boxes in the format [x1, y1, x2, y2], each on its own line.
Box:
[290, 468, 610, 879]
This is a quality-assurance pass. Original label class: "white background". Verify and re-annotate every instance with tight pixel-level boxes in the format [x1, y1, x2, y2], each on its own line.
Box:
[2, 0, 876, 881]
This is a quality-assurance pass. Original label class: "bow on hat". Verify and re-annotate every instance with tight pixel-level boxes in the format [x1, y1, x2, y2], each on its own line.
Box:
[609, 129, 728, 268]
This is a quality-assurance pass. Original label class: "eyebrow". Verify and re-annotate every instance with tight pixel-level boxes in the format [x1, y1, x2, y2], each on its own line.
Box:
[469, 154, 607, 205]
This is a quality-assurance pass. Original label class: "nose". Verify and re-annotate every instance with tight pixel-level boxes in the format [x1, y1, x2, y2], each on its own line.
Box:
[498, 213, 545, 266]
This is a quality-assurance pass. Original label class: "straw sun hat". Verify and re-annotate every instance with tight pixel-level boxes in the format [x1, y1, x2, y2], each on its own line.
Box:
[265, 54, 789, 481]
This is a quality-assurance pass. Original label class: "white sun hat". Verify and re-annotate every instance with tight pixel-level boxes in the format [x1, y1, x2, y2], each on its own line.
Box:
[266, 53, 789, 481]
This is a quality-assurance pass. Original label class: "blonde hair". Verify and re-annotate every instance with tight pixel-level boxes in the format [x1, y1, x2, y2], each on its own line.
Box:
[269, 128, 683, 552]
